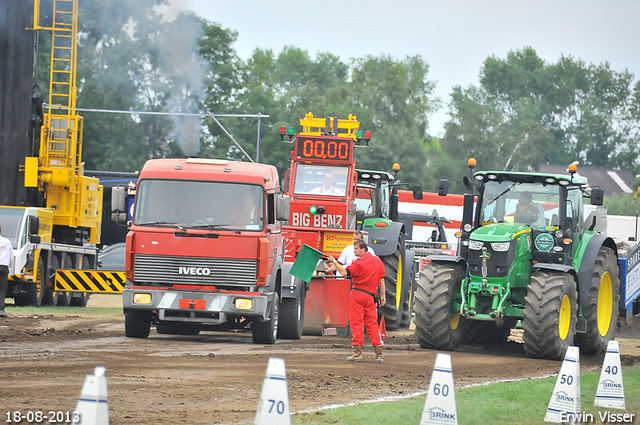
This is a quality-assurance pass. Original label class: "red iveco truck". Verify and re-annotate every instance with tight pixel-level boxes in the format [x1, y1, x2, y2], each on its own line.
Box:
[111, 158, 289, 344]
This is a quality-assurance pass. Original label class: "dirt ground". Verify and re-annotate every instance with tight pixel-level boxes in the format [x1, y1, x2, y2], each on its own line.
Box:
[1, 295, 639, 425]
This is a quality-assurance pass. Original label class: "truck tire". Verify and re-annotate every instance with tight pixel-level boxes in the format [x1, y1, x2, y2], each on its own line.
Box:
[381, 233, 406, 332]
[55, 254, 72, 307]
[399, 250, 417, 329]
[523, 271, 577, 359]
[29, 258, 47, 308]
[156, 322, 178, 334]
[177, 323, 201, 335]
[70, 255, 91, 307]
[252, 294, 279, 344]
[124, 309, 151, 338]
[575, 246, 620, 355]
[278, 285, 305, 340]
[414, 262, 465, 351]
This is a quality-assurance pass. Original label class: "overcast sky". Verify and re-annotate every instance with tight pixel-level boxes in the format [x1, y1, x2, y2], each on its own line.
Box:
[163, 0, 640, 136]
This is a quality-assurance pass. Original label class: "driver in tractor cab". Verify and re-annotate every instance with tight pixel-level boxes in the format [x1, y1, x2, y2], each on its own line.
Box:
[515, 191, 546, 229]
[310, 173, 345, 196]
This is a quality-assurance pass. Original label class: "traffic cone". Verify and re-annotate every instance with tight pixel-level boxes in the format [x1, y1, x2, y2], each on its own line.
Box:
[594, 340, 626, 409]
[544, 346, 581, 423]
[420, 353, 458, 425]
[254, 357, 290, 425]
[71, 366, 109, 425]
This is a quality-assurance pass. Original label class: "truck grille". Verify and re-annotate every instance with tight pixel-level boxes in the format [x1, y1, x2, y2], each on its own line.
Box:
[133, 254, 257, 289]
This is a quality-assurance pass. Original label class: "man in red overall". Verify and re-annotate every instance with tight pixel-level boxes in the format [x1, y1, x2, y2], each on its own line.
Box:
[327, 240, 386, 363]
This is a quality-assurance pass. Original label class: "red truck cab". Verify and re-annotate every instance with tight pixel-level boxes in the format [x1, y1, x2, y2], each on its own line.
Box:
[116, 158, 289, 344]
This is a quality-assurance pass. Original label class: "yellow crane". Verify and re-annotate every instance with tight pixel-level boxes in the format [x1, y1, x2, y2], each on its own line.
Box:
[2, 0, 104, 307]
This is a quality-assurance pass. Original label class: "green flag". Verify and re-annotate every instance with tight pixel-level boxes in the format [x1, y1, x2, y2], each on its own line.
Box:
[289, 244, 325, 282]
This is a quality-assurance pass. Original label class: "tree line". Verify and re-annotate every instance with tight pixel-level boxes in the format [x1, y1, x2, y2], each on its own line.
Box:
[37, 0, 640, 212]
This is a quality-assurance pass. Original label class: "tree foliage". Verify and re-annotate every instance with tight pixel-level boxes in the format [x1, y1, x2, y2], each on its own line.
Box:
[43, 3, 640, 196]
[441, 47, 640, 191]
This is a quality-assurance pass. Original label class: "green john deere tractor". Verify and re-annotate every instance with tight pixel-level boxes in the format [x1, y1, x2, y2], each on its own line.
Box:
[414, 163, 620, 359]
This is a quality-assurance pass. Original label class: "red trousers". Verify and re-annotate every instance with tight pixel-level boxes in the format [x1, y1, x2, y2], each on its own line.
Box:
[349, 289, 382, 347]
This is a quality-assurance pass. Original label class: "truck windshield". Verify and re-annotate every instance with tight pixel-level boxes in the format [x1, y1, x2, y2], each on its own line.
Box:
[479, 181, 560, 230]
[293, 164, 348, 196]
[0, 207, 25, 247]
[133, 180, 265, 231]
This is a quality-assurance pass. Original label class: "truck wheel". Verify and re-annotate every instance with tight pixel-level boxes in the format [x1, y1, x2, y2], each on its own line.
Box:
[124, 309, 151, 338]
[414, 262, 465, 351]
[278, 285, 305, 340]
[252, 294, 279, 344]
[156, 321, 178, 334]
[381, 233, 406, 332]
[29, 258, 47, 307]
[575, 246, 620, 355]
[399, 250, 417, 329]
[55, 255, 72, 306]
[70, 255, 91, 307]
[523, 271, 577, 359]
[177, 323, 201, 335]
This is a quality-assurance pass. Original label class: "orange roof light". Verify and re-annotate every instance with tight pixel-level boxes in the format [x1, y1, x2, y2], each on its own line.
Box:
[468, 158, 477, 167]
[393, 163, 401, 172]
[568, 163, 577, 174]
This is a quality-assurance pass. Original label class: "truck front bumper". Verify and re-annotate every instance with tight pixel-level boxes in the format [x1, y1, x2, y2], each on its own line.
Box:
[122, 287, 272, 324]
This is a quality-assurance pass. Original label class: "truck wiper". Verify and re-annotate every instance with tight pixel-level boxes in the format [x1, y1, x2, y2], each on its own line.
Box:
[186, 223, 241, 234]
[188, 223, 231, 229]
[137, 222, 186, 230]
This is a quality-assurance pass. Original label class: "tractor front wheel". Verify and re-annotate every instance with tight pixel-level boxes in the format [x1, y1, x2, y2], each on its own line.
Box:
[523, 271, 577, 359]
[414, 262, 465, 351]
[576, 246, 620, 355]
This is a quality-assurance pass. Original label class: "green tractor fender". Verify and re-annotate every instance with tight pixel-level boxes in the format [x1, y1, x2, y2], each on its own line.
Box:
[574, 234, 618, 312]
[366, 221, 405, 257]
[424, 254, 467, 269]
[532, 263, 578, 282]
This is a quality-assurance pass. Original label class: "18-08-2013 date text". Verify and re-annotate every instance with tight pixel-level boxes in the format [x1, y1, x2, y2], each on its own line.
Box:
[5, 411, 80, 424]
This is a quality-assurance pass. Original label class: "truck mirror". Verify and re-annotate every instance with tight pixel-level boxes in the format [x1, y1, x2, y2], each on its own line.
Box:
[276, 194, 290, 221]
[412, 185, 423, 200]
[590, 188, 604, 206]
[111, 212, 127, 224]
[28, 215, 39, 235]
[29, 234, 41, 243]
[111, 186, 126, 213]
[437, 179, 449, 196]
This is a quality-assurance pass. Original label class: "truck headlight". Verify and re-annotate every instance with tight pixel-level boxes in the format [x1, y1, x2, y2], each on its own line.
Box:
[133, 293, 152, 304]
[491, 242, 511, 252]
[234, 298, 253, 310]
[469, 240, 484, 250]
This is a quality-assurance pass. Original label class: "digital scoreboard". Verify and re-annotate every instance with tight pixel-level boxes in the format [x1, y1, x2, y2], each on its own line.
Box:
[295, 135, 353, 163]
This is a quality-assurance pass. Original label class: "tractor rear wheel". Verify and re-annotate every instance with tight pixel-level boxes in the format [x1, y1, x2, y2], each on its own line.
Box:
[523, 271, 577, 359]
[381, 233, 406, 332]
[414, 262, 465, 351]
[399, 250, 417, 329]
[575, 246, 620, 355]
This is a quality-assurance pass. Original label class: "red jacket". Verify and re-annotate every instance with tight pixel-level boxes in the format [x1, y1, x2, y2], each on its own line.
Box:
[346, 252, 385, 292]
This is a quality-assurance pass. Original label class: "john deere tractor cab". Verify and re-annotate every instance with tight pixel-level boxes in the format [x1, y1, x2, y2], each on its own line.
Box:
[414, 160, 620, 359]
